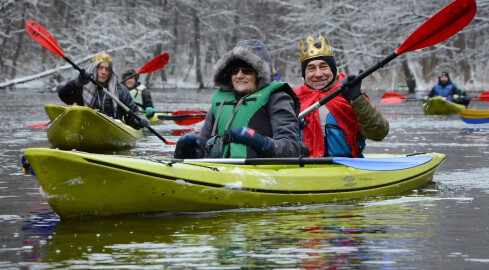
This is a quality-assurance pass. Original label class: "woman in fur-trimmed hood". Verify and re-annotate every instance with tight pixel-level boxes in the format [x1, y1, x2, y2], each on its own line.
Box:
[174, 39, 306, 159]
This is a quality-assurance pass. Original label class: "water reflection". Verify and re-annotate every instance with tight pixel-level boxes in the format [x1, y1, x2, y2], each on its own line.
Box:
[15, 192, 460, 269]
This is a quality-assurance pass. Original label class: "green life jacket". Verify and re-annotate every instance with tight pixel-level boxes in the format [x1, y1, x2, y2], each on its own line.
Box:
[211, 81, 285, 158]
[129, 89, 144, 112]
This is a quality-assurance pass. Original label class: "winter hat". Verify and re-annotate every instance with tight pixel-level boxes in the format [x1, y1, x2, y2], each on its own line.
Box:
[214, 39, 273, 91]
[438, 71, 451, 86]
[122, 69, 139, 81]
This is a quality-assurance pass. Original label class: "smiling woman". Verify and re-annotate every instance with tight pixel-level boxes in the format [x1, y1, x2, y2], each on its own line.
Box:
[231, 65, 257, 94]
[173, 39, 308, 159]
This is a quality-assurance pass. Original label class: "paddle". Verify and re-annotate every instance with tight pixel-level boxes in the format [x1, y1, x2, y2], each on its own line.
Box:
[380, 92, 422, 104]
[28, 122, 50, 128]
[121, 52, 169, 83]
[25, 20, 175, 145]
[298, 0, 477, 119]
[380, 91, 489, 104]
[174, 155, 433, 171]
[157, 113, 207, 125]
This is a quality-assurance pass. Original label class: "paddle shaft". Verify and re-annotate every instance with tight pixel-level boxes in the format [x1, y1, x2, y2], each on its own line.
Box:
[157, 114, 206, 120]
[63, 57, 171, 144]
[298, 52, 398, 119]
[174, 157, 334, 166]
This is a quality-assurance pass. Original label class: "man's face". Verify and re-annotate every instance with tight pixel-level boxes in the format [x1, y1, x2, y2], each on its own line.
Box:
[440, 75, 449, 85]
[304, 60, 334, 90]
[125, 77, 136, 89]
[96, 62, 111, 84]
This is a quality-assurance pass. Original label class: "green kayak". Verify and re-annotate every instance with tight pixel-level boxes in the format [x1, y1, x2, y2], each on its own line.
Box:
[44, 104, 166, 125]
[23, 148, 445, 219]
[423, 97, 465, 115]
[47, 106, 139, 152]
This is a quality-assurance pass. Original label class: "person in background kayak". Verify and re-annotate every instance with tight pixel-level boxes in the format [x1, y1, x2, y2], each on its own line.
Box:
[294, 34, 389, 158]
[58, 52, 149, 130]
[426, 71, 470, 106]
[174, 39, 305, 159]
[122, 69, 155, 118]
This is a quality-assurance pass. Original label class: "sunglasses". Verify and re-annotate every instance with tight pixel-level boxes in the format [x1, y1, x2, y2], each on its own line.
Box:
[231, 67, 255, 75]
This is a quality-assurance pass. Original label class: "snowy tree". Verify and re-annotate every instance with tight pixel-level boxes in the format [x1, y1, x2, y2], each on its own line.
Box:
[0, 0, 487, 94]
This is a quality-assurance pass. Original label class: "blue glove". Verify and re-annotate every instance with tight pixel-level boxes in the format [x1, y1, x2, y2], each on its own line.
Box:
[145, 107, 155, 117]
[174, 133, 203, 159]
[229, 127, 275, 157]
[75, 68, 92, 87]
[341, 70, 363, 103]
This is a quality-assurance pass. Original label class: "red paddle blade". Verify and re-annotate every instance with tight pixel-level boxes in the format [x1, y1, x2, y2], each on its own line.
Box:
[380, 97, 407, 104]
[28, 122, 50, 128]
[396, 0, 476, 55]
[381, 92, 406, 99]
[137, 52, 170, 74]
[172, 110, 207, 125]
[174, 115, 206, 126]
[479, 92, 489, 102]
[172, 110, 207, 115]
[25, 20, 65, 58]
[380, 92, 407, 104]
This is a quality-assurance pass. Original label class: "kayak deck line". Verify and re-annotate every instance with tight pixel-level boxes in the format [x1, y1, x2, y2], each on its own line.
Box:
[84, 155, 445, 195]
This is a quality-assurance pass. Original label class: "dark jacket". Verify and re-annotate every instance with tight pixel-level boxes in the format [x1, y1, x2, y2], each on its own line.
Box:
[58, 80, 144, 129]
[198, 39, 302, 158]
[129, 82, 154, 110]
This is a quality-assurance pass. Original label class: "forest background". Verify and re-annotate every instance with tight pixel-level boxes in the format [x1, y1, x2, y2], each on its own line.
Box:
[1, 0, 488, 94]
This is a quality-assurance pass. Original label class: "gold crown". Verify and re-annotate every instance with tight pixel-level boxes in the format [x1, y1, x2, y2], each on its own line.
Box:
[92, 52, 113, 63]
[300, 34, 334, 62]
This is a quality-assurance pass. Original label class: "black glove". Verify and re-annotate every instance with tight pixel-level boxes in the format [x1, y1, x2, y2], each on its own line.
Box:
[75, 68, 92, 87]
[174, 133, 203, 159]
[341, 70, 363, 103]
[134, 116, 150, 129]
[229, 127, 275, 157]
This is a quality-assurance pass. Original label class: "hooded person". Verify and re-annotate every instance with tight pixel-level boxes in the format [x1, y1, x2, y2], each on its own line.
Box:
[427, 71, 468, 106]
[57, 52, 149, 130]
[122, 69, 155, 117]
[293, 34, 389, 158]
[174, 39, 304, 159]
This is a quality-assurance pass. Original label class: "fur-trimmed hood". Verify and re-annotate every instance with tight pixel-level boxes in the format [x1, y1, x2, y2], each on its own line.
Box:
[213, 39, 274, 91]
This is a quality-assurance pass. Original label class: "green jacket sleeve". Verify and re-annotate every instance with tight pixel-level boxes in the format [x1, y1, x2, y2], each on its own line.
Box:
[350, 95, 389, 141]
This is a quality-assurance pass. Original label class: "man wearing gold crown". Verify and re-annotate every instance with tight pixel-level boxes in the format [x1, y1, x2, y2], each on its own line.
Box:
[58, 52, 149, 130]
[294, 35, 389, 158]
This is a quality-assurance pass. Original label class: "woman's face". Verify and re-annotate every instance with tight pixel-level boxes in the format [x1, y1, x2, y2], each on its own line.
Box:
[231, 67, 257, 94]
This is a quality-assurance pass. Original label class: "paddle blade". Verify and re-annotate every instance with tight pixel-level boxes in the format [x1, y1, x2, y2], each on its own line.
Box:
[174, 115, 206, 126]
[396, 0, 476, 55]
[478, 92, 489, 102]
[137, 52, 170, 74]
[380, 92, 407, 104]
[25, 20, 65, 58]
[28, 122, 50, 128]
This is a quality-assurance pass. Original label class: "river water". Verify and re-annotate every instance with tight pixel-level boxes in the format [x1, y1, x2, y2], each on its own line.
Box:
[1, 88, 488, 269]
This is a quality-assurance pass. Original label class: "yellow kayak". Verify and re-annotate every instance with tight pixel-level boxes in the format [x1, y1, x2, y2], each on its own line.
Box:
[460, 109, 489, 124]
[423, 97, 465, 115]
[47, 106, 139, 152]
[23, 148, 445, 219]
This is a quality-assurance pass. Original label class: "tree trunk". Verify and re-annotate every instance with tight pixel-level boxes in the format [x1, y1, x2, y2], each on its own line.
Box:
[402, 60, 416, 93]
[193, 8, 204, 89]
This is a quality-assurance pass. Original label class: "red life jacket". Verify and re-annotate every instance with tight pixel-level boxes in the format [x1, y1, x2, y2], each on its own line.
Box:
[294, 73, 361, 157]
